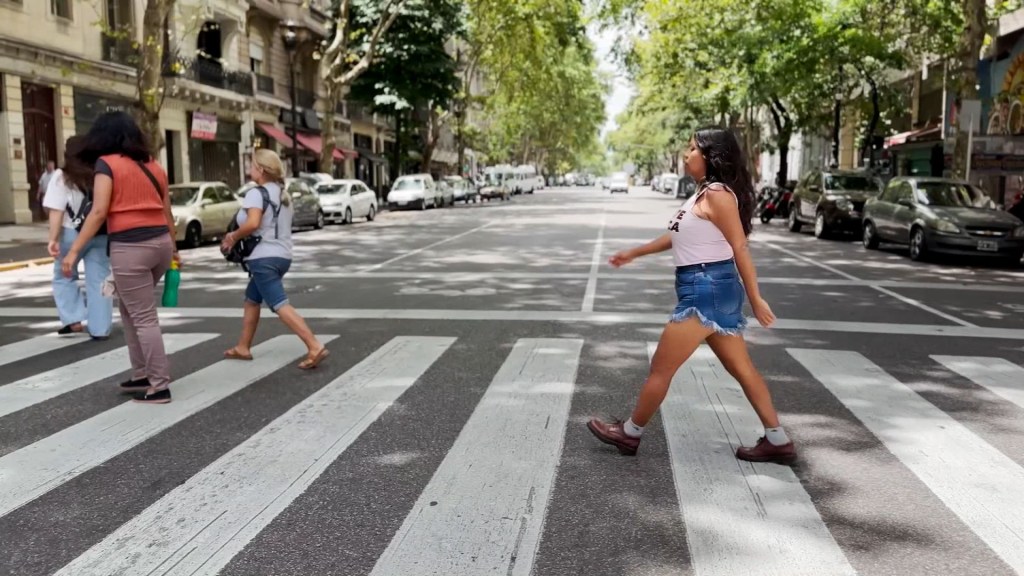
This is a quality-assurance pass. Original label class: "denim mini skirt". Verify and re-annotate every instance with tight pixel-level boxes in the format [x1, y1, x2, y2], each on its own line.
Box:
[671, 258, 747, 335]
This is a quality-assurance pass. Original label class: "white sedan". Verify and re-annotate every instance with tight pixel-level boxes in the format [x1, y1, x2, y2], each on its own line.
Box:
[314, 179, 379, 224]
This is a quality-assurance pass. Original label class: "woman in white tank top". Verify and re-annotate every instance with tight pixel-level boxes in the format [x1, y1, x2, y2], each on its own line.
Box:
[588, 127, 797, 465]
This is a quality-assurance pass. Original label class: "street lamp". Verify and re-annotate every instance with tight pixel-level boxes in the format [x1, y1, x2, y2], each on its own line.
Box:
[281, 20, 300, 177]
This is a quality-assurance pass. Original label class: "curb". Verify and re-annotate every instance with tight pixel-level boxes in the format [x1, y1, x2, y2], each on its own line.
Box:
[0, 257, 54, 273]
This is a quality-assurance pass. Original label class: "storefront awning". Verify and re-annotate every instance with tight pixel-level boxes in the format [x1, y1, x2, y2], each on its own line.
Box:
[356, 148, 384, 164]
[293, 133, 345, 161]
[885, 126, 941, 149]
[257, 123, 295, 149]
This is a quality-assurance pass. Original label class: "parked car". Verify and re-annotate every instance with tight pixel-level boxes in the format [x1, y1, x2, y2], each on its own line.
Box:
[862, 177, 1024, 263]
[387, 174, 439, 210]
[237, 178, 324, 230]
[660, 174, 680, 195]
[479, 171, 511, 202]
[675, 176, 698, 200]
[314, 179, 378, 224]
[444, 176, 480, 204]
[788, 170, 881, 238]
[169, 182, 240, 249]
[607, 171, 630, 194]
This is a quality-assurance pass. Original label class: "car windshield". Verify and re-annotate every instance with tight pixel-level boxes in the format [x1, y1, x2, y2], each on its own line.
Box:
[825, 174, 877, 192]
[394, 178, 425, 191]
[317, 184, 349, 195]
[485, 173, 502, 185]
[917, 182, 996, 209]
[169, 187, 200, 206]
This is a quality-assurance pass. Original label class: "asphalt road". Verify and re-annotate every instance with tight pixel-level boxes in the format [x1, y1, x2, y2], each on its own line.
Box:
[1, 187, 1024, 576]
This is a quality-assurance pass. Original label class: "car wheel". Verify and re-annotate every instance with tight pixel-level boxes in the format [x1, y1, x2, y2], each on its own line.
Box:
[862, 220, 880, 249]
[343, 208, 352, 225]
[909, 226, 929, 261]
[315, 210, 325, 230]
[367, 205, 376, 222]
[787, 207, 802, 232]
[185, 222, 202, 249]
[760, 213, 772, 224]
[813, 212, 829, 239]
[420, 199, 427, 211]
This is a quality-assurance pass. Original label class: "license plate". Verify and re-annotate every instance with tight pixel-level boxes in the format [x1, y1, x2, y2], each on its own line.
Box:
[978, 240, 999, 252]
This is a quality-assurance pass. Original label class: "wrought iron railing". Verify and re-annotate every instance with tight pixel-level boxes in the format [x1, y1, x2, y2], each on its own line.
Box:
[101, 34, 136, 67]
[162, 56, 254, 96]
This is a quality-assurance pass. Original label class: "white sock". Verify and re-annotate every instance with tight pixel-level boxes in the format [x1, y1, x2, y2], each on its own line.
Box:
[765, 426, 790, 446]
[623, 418, 644, 438]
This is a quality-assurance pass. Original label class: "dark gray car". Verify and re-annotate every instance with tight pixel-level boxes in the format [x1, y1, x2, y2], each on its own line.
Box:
[788, 170, 881, 238]
[862, 176, 1024, 263]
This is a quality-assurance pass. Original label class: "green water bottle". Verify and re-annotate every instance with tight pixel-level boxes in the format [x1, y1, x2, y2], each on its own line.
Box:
[161, 260, 180, 307]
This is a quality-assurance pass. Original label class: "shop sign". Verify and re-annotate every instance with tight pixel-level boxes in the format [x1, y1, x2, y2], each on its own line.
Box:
[942, 152, 1024, 173]
[191, 112, 218, 141]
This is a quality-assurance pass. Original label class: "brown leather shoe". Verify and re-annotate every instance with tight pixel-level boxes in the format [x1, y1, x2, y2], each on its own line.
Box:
[736, 437, 797, 465]
[587, 418, 641, 456]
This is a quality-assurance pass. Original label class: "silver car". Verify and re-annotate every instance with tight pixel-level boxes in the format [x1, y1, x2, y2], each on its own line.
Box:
[169, 182, 240, 248]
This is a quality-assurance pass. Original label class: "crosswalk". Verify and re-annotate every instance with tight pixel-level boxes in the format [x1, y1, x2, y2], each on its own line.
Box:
[2, 332, 1024, 575]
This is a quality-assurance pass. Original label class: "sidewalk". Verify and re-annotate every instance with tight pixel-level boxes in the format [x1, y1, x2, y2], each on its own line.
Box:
[0, 224, 51, 271]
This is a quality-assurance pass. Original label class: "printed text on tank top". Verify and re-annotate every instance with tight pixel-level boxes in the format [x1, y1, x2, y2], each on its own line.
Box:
[668, 183, 738, 267]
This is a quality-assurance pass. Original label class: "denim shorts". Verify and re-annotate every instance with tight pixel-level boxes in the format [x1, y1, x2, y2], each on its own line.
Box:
[671, 258, 747, 335]
[245, 257, 291, 313]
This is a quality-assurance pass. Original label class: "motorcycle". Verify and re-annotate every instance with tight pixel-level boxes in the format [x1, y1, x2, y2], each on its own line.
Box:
[755, 187, 791, 223]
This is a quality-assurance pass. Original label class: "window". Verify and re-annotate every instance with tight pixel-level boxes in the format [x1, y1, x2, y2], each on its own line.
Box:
[52, 0, 72, 19]
[880, 181, 900, 203]
[249, 40, 265, 74]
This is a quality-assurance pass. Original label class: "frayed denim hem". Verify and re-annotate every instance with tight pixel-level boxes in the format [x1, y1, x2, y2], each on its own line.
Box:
[669, 307, 747, 336]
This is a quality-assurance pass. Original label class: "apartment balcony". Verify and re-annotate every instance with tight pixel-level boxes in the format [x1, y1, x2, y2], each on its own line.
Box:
[163, 56, 254, 96]
[346, 101, 373, 123]
[296, 88, 317, 109]
[101, 34, 136, 67]
[255, 74, 275, 95]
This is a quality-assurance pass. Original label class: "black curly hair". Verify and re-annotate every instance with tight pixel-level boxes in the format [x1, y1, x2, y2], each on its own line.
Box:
[693, 126, 755, 236]
[78, 111, 152, 165]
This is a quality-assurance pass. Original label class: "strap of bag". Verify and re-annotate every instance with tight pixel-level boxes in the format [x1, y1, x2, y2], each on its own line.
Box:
[135, 160, 165, 200]
[256, 185, 281, 239]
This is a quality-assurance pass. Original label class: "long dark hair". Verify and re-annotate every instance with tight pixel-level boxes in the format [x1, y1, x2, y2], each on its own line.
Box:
[693, 126, 755, 236]
[78, 111, 152, 165]
[61, 136, 93, 193]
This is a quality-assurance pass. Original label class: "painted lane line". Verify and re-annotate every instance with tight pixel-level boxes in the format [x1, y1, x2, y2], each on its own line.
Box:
[0, 334, 85, 369]
[762, 242, 976, 327]
[0, 334, 337, 519]
[54, 336, 454, 576]
[581, 211, 608, 312]
[358, 221, 495, 272]
[0, 333, 218, 419]
[655, 345, 855, 576]
[932, 356, 1024, 413]
[789, 348, 1024, 572]
[2, 307, 1024, 340]
[370, 338, 583, 576]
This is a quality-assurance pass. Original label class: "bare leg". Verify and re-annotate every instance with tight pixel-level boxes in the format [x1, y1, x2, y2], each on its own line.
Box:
[706, 332, 781, 428]
[229, 301, 261, 356]
[630, 317, 714, 426]
[276, 304, 323, 354]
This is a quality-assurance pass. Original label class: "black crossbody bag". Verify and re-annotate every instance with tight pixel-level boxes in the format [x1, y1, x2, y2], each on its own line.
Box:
[224, 186, 280, 270]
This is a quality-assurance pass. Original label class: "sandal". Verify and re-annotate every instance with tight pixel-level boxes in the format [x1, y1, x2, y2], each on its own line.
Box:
[298, 347, 329, 370]
[224, 348, 253, 361]
[57, 323, 84, 336]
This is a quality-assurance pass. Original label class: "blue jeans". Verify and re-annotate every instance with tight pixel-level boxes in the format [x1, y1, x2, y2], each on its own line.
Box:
[53, 228, 113, 337]
[244, 257, 292, 313]
[671, 258, 747, 335]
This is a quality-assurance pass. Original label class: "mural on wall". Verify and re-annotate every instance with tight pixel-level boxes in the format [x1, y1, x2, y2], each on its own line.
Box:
[988, 51, 1024, 135]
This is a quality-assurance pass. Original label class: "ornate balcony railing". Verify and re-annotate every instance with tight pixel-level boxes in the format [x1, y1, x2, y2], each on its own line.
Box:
[162, 56, 254, 96]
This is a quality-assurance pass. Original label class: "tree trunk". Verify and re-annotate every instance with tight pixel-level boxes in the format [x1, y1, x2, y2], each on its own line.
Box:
[136, 0, 175, 156]
[392, 111, 403, 181]
[953, 0, 987, 179]
[769, 97, 792, 188]
[319, 83, 340, 174]
[861, 75, 880, 168]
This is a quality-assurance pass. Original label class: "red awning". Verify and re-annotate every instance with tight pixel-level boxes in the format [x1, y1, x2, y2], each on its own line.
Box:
[256, 123, 294, 149]
[885, 125, 942, 149]
[294, 133, 345, 161]
[339, 147, 358, 159]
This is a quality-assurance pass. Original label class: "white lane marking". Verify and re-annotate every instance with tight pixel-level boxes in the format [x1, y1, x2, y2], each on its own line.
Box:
[762, 242, 976, 327]
[1, 307, 1023, 339]
[370, 338, 583, 576]
[358, 221, 495, 272]
[932, 356, 1024, 412]
[0, 333, 218, 418]
[0, 334, 337, 519]
[655, 345, 855, 576]
[54, 336, 453, 576]
[581, 211, 607, 312]
[789, 348, 1024, 572]
[0, 334, 84, 368]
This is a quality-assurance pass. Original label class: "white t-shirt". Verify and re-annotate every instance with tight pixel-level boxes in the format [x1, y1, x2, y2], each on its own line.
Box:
[41, 169, 86, 230]
[236, 182, 293, 261]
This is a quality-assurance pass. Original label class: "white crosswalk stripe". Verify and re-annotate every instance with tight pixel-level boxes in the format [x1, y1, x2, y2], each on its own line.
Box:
[0, 333, 218, 418]
[658, 345, 855, 576]
[1, 329, 1024, 575]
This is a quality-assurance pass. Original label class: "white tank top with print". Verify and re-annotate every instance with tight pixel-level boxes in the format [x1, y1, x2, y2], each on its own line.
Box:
[667, 184, 736, 267]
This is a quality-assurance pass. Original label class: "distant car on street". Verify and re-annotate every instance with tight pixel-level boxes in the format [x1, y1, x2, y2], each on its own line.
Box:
[387, 174, 440, 211]
[788, 170, 882, 238]
[444, 176, 480, 204]
[314, 179, 378, 224]
[608, 172, 630, 194]
[169, 182, 240, 248]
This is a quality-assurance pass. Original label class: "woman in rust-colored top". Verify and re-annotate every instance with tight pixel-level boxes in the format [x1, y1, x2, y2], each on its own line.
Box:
[63, 111, 179, 404]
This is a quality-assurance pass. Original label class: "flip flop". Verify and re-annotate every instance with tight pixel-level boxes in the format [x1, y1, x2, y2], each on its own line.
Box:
[298, 347, 329, 370]
[224, 348, 253, 361]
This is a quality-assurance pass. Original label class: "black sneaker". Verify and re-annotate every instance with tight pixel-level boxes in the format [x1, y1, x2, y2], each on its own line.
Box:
[132, 389, 171, 404]
[119, 378, 150, 393]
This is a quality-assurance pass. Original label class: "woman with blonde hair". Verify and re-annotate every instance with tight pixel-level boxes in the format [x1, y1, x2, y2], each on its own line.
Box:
[221, 149, 328, 369]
